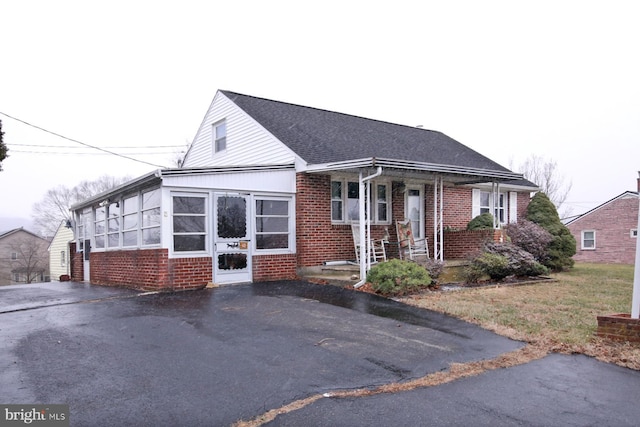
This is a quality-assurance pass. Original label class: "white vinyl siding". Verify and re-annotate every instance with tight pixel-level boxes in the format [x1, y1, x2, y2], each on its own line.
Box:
[183, 92, 297, 168]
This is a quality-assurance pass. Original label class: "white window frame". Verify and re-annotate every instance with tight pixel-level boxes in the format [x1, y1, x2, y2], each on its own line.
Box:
[171, 192, 209, 256]
[330, 178, 391, 225]
[60, 250, 66, 267]
[472, 189, 509, 225]
[254, 196, 295, 253]
[631, 229, 638, 238]
[581, 230, 596, 250]
[141, 188, 161, 246]
[213, 120, 227, 153]
[11, 252, 18, 260]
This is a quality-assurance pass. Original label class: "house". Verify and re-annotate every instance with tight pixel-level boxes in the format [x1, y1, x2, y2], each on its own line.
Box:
[0, 227, 50, 285]
[566, 173, 639, 264]
[48, 221, 75, 280]
[69, 90, 538, 290]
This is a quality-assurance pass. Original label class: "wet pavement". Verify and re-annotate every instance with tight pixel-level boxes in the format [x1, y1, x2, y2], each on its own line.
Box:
[1, 281, 639, 426]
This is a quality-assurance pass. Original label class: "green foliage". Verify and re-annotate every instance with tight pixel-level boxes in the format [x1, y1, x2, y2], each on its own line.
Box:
[467, 212, 495, 230]
[505, 219, 554, 263]
[0, 120, 7, 171]
[366, 259, 432, 296]
[526, 192, 576, 271]
[465, 252, 509, 282]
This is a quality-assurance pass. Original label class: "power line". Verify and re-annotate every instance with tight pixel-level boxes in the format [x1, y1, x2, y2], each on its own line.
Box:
[9, 143, 184, 149]
[11, 150, 178, 155]
[0, 111, 168, 168]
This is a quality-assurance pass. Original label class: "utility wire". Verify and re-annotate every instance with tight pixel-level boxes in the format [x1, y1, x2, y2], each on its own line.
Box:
[10, 143, 184, 149]
[0, 111, 168, 168]
[11, 150, 177, 155]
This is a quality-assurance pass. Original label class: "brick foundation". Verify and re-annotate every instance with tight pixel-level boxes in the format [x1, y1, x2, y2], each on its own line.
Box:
[253, 254, 298, 281]
[596, 313, 640, 343]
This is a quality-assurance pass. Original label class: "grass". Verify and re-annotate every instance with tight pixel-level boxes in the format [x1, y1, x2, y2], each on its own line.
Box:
[399, 262, 640, 370]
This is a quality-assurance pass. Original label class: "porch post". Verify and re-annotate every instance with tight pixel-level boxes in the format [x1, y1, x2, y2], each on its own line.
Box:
[433, 175, 444, 261]
[355, 167, 383, 288]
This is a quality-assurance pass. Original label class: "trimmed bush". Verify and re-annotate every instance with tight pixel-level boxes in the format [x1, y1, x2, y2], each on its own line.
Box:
[526, 192, 576, 271]
[505, 219, 554, 263]
[467, 212, 495, 230]
[465, 242, 549, 283]
[366, 259, 432, 296]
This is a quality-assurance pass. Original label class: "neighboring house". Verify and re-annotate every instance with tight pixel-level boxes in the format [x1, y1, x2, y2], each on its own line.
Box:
[70, 90, 537, 290]
[566, 173, 639, 264]
[49, 221, 74, 280]
[0, 227, 50, 285]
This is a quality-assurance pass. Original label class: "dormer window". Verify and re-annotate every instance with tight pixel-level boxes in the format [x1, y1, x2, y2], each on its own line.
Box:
[213, 121, 227, 153]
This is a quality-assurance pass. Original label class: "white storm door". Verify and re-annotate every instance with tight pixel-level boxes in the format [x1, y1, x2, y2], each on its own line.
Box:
[406, 187, 424, 240]
[213, 193, 252, 284]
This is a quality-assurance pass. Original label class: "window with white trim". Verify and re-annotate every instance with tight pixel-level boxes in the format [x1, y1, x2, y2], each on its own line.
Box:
[122, 195, 139, 247]
[94, 206, 106, 249]
[60, 250, 66, 267]
[107, 202, 120, 248]
[472, 189, 508, 224]
[172, 194, 207, 252]
[581, 230, 596, 250]
[142, 188, 161, 245]
[330, 179, 390, 224]
[11, 252, 18, 260]
[255, 198, 291, 250]
[631, 229, 638, 238]
[213, 121, 227, 153]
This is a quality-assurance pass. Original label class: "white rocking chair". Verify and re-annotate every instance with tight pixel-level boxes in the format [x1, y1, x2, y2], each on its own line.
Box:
[396, 219, 429, 260]
[351, 223, 387, 264]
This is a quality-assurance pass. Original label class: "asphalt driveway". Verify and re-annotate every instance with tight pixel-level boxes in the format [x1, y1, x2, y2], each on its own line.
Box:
[1, 281, 639, 426]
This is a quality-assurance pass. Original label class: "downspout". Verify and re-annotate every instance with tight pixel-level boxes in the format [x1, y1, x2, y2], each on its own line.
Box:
[355, 166, 383, 288]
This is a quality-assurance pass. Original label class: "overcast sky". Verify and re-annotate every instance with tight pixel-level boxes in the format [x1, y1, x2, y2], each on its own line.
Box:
[1, 0, 638, 230]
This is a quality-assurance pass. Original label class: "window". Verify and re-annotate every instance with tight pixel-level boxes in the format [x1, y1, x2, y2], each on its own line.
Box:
[255, 199, 290, 250]
[213, 121, 227, 153]
[173, 194, 207, 252]
[142, 188, 161, 245]
[632, 229, 638, 238]
[331, 179, 390, 224]
[11, 252, 18, 260]
[331, 181, 343, 221]
[107, 202, 120, 247]
[581, 230, 596, 250]
[60, 251, 66, 267]
[122, 195, 139, 247]
[94, 206, 106, 249]
[472, 189, 507, 224]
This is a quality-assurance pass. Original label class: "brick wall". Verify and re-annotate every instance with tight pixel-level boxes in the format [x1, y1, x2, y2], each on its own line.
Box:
[296, 174, 389, 266]
[69, 242, 84, 281]
[90, 249, 210, 291]
[597, 314, 640, 343]
[253, 254, 298, 281]
[567, 194, 638, 264]
[443, 229, 507, 260]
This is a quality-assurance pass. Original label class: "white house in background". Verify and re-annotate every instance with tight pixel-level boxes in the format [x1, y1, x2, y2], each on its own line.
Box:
[49, 221, 74, 280]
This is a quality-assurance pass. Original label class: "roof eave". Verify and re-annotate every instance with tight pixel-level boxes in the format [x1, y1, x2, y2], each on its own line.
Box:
[303, 157, 525, 181]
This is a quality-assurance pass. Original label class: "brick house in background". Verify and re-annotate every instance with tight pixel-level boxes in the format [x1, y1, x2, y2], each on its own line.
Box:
[566, 173, 639, 264]
[70, 90, 537, 291]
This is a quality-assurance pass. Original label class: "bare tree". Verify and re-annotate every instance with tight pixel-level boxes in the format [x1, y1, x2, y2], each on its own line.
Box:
[518, 155, 573, 217]
[32, 175, 131, 237]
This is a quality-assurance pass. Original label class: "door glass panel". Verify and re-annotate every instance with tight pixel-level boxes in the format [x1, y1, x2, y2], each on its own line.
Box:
[218, 253, 247, 270]
[217, 196, 247, 238]
[407, 189, 422, 239]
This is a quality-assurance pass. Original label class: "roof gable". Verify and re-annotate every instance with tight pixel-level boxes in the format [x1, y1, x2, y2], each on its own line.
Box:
[566, 191, 639, 226]
[221, 90, 513, 173]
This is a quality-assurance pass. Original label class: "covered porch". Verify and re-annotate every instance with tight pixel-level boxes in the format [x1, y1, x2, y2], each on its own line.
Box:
[296, 158, 531, 286]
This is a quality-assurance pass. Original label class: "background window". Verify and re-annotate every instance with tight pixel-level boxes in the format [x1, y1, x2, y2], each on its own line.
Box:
[94, 206, 106, 249]
[632, 229, 638, 238]
[331, 181, 343, 221]
[173, 195, 207, 252]
[255, 199, 290, 250]
[107, 202, 120, 247]
[581, 230, 595, 249]
[376, 184, 388, 222]
[142, 188, 161, 245]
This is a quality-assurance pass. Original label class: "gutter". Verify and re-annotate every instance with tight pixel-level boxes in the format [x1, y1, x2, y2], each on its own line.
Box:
[354, 166, 383, 289]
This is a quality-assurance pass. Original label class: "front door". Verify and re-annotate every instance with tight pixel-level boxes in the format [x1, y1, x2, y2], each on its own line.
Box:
[406, 187, 425, 241]
[213, 193, 252, 284]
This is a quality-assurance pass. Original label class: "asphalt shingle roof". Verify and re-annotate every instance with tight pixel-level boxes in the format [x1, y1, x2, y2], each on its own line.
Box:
[221, 90, 513, 173]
